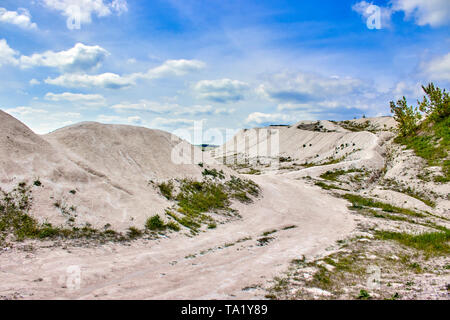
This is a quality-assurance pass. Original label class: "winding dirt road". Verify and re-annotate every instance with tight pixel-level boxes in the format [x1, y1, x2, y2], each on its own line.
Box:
[0, 174, 355, 299]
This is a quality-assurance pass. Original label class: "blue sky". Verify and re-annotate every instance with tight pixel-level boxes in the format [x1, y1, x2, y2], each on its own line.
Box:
[0, 0, 449, 144]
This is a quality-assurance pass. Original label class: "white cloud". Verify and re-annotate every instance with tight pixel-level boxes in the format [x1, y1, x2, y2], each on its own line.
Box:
[45, 92, 106, 106]
[20, 43, 109, 72]
[42, 0, 128, 24]
[245, 112, 293, 125]
[392, 81, 423, 100]
[258, 72, 363, 104]
[111, 100, 221, 117]
[421, 52, 450, 81]
[214, 107, 235, 115]
[110, 0, 128, 15]
[29, 78, 41, 85]
[0, 8, 37, 30]
[5, 106, 48, 116]
[96, 114, 123, 123]
[174, 105, 213, 116]
[45, 59, 205, 88]
[111, 100, 178, 113]
[0, 39, 19, 66]
[277, 100, 350, 112]
[145, 59, 206, 79]
[392, 0, 450, 27]
[45, 72, 134, 89]
[127, 116, 142, 124]
[353, 0, 450, 28]
[194, 78, 249, 102]
[151, 117, 196, 128]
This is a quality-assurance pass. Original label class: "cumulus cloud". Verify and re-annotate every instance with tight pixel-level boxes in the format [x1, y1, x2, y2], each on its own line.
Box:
[392, 81, 423, 100]
[5, 106, 48, 116]
[0, 8, 37, 30]
[146, 59, 206, 79]
[20, 43, 109, 72]
[245, 112, 294, 126]
[111, 100, 227, 117]
[391, 0, 450, 27]
[214, 107, 235, 115]
[127, 115, 142, 124]
[111, 100, 178, 113]
[421, 53, 450, 81]
[45, 92, 106, 106]
[258, 72, 363, 104]
[45, 72, 135, 89]
[194, 79, 249, 103]
[0, 39, 19, 66]
[277, 101, 348, 112]
[29, 78, 41, 85]
[45, 59, 205, 89]
[352, 0, 450, 28]
[110, 0, 128, 15]
[42, 0, 128, 25]
[151, 117, 196, 128]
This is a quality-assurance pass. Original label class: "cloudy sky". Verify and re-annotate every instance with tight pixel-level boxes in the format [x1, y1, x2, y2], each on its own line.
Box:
[0, 0, 449, 144]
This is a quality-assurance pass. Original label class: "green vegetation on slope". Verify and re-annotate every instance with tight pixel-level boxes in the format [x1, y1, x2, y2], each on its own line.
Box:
[375, 229, 450, 256]
[160, 176, 260, 233]
[342, 194, 424, 217]
[0, 183, 129, 245]
[391, 83, 449, 182]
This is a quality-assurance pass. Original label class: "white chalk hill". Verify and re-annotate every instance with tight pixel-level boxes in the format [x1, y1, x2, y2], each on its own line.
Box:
[0, 110, 217, 230]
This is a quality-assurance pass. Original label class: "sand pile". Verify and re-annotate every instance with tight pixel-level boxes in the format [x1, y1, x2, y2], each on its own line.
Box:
[0, 110, 223, 230]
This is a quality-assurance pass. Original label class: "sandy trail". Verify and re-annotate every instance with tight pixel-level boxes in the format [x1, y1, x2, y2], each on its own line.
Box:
[0, 174, 354, 300]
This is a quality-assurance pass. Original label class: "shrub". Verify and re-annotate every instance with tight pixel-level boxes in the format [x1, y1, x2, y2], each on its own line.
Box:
[357, 289, 371, 300]
[390, 96, 421, 137]
[127, 227, 142, 239]
[158, 181, 174, 200]
[166, 221, 180, 231]
[202, 168, 225, 179]
[145, 215, 166, 230]
[207, 223, 217, 229]
[418, 83, 450, 123]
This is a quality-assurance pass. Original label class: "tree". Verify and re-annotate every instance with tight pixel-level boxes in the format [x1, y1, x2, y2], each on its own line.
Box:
[390, 96, 421, 137]
[418, 83, 450, 123]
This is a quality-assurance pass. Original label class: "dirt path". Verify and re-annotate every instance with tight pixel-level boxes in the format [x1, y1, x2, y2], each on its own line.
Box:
[0, 175, 355, 300]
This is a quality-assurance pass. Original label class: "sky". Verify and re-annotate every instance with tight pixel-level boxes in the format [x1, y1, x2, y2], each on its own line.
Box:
[0, 0, 449, 144]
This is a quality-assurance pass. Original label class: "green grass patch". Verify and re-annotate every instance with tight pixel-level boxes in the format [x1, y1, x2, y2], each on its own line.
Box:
[375, 229, 450, 256]
[145, 215, 166, 231]
[315, 181, 348, 191]
[202, 168, 225, 179]
[157, 181, 174, 200]
[319, 168, 363, 182]
[342, 194, 425, 217]
[395, 116, 449, 183]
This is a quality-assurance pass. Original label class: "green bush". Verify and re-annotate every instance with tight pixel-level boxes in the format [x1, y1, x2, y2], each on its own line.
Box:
[418, 83, 450, 123]
[202, 168, 225, 179]
[390, 96, 421, 137]
[158, 181, 174, 200]
[145, 215, 166, 230]
[166, 221, 180, 231]
[376, 229, 450, 256]
[127, 227, 142, 239]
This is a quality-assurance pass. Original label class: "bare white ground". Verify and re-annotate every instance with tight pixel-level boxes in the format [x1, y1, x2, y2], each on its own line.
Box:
[0, 174, 354, 299]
